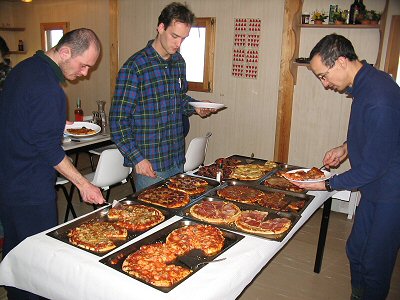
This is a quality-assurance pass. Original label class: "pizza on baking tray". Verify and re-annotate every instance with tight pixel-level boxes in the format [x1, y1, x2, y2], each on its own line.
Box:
[283, 167, 325, 181]
[122, 243, 191, 287]
[256, 191, 289, 211]
[122, 224, 225, 287]
[235, 210, 292, 235]
[196, 157, 241, 179]
[68, 221, 128, 253]
[167, 176, 208, 195]
[138, 186, 190, 208]
[216, 185, 265, 203]
[263, 172, 306, 193]
[108, 204, 165, 231]
[189, 200, 241, 224]
[230, 162, 278, 181]
[287, 200, 306, 212]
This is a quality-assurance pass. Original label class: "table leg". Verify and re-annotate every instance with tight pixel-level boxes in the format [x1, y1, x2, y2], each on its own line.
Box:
[313, 197, 332, 273]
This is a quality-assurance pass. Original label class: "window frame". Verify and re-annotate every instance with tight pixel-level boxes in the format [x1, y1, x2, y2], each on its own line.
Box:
[183, 17, 216, 93]
[40, 22, 70, 51]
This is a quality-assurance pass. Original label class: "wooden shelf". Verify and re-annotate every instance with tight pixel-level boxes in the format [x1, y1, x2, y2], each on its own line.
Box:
[299, 23, 380, 29]
[0, 27, 25, 31]
[293, 62, 310, 67]
[9, 50, 27, 54]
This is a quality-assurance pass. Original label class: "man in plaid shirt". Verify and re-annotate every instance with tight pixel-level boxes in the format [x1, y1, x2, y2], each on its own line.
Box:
[110, 2, 214, 191]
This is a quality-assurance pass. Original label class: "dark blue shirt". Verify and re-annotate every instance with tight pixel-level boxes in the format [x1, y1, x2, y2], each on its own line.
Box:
[331, 62, 400, 203]
[0, 51, 66, 206]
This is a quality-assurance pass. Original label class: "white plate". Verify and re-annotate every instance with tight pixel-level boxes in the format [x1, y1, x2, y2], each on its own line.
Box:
[189, 102, 225, 109]
[282, 168, 332, 183]
[64, 122, 101, 138]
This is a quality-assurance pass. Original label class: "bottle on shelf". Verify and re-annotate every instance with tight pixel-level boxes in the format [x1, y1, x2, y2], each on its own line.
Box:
[349, 0, 361, 24]
[74, 98, 84, 121]
[359, 0, 366, 17]
[18, 40, 24, 51]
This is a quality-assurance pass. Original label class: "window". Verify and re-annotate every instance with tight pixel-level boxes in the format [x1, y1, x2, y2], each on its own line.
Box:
[40, 22, 70, 51]
[180, 17, 216, 92]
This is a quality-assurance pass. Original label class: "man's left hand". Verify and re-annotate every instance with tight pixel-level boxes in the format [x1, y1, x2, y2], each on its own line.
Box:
[194, 101, 217, 117]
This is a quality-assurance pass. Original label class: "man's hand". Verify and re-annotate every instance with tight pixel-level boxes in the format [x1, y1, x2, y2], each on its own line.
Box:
[292, 180, 326, 191]
[135, 159, 156, 178]
[194, 101, 218, 117]
[323, 143, 348, 169]
[55, 156, 105, 205]
[79, 181, 106, 204]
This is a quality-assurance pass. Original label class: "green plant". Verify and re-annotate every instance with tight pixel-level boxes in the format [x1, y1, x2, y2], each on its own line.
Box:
[332, 10, 346, 22]
[311, 10, 328, 21]
[368, 10, 381, 21]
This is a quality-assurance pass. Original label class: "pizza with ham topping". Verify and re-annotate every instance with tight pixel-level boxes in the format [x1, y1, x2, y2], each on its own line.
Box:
[189, 200, 241, 224]
[235, 210, 292, 235]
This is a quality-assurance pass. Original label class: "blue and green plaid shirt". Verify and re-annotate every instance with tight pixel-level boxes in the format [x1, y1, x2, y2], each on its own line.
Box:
[110, 40, 196, 171]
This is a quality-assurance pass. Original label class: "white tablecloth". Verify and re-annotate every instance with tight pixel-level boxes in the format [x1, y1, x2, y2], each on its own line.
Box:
[0, 191, 333, 300]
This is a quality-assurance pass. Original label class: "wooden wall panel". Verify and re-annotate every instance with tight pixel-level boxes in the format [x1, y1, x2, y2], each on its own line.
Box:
[0, 0, 111, 120]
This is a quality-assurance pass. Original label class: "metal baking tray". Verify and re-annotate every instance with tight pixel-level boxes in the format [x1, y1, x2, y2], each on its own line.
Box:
[131, 173, 220, 211]
[180, 197, 300, 241]
[209, 180, 314, 215]
[194, 155, 281, 183]
[99, 218, 244, 293]
[46, 199, 174, 256]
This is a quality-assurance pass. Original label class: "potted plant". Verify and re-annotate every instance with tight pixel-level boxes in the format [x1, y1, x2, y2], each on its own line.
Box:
[311, 10, 328, 25]
[369, 10, 381, 25]
[332, 10, 346, 25]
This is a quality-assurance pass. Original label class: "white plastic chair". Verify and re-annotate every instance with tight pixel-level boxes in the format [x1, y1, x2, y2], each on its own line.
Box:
[184, 132, 212, 172]
[72, 149, 134, 204]
[88, 144, 118, 171]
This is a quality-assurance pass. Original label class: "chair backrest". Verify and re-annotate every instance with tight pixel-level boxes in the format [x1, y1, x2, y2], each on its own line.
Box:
[184, 132, 212, 172]
[91, 149, 131, 188]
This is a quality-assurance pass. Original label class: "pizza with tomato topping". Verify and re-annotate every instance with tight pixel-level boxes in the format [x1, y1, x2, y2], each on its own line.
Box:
[68, 221, 127, 253]
[108, 204, 165, 231]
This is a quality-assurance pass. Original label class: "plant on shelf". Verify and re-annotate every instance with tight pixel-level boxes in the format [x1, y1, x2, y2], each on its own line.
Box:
[311, 10, 328, 24]
[332, 9, 347, 25]
[368, 10, 381, 24]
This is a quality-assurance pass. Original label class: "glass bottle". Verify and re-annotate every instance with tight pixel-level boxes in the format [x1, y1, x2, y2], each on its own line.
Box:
[349, 0, 361, 24]
[96, 100, 107, 132]
[74, 98, 84, 121]
[18, 40, 24, 51]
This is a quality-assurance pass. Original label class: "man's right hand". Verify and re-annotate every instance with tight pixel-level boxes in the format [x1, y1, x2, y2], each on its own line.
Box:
[79, 182, 105, 204]
[323, 143, 348, 168]
[135, 159, 156, 178]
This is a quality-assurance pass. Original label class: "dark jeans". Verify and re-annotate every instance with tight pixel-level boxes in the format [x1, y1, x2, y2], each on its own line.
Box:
[346, 199, 400, 300]
[0, 201, 57, 300]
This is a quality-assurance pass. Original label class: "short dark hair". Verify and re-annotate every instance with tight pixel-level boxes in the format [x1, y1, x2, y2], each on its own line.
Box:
[0, 36, 10, 58]
[54, 28, 101, 57]
[157, 2, 195, 29]
[309, 34, 358, 67]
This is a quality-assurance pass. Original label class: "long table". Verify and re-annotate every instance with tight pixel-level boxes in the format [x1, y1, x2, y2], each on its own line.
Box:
[62, 132, 112, 155]
[0, 190, 335, 300]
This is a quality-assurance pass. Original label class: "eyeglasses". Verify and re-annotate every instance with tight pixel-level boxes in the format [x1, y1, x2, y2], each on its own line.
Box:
[317, 65, 333, 81]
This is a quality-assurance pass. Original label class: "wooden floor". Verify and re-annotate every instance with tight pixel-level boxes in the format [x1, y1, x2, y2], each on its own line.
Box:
[1, 155, 399, 299]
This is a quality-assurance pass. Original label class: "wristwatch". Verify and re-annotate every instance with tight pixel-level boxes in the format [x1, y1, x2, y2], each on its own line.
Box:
[324, 177, 333, 192]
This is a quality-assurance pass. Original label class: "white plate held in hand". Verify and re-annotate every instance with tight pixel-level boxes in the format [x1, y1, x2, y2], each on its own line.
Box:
[283, 168, 332, 183]
[189, 102, 225, 109]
